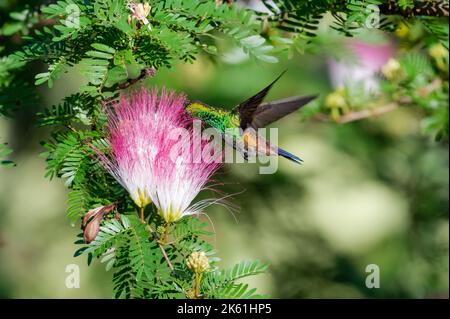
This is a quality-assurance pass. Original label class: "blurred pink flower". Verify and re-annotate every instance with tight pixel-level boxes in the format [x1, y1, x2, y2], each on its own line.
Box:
[97, 88, 222, 223]
[328, 39, 396, 93]
[127, 1, 151, 27]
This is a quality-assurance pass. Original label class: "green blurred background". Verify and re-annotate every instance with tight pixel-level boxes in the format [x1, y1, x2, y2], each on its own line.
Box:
[1, 56, 448, 299]
[0, 1, 449, 299]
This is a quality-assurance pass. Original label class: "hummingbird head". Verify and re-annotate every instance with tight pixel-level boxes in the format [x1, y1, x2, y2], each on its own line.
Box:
[185, 101, 236, 132]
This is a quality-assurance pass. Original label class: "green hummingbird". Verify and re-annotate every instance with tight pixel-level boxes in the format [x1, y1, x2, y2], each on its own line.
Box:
[186, 72, 317, 164]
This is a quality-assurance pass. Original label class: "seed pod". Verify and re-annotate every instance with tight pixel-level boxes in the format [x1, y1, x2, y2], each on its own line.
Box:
[82, 204, 116, 243]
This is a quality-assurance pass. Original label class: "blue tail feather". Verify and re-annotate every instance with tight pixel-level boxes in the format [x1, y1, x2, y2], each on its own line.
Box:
[277, 148, 303, 164]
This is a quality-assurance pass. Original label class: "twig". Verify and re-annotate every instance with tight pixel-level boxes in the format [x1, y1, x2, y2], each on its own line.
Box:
[160, 223, 170, 244]
[336, 102, 400, 124]
[314, 96, 415, 124]
[158, 243, 175, 272]
[118, 68, 156, 90]
[380, 0, 449, 17]
[146, 225, 175, 271]
[139, 207, 145, 223]
[31, 18, 57, 29]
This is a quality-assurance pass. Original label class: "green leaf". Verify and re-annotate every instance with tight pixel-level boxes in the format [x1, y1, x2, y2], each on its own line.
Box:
[202, 259, 269, 299]
[66, 189, 90, 224]
[0, 143, 15, 167]
[91, 43, 116, 54]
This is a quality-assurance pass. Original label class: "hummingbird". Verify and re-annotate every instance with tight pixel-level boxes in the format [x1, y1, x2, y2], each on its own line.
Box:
[185, 72, 317, 164]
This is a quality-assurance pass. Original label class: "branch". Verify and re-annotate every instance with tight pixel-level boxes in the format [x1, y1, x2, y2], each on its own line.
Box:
[335, 102, 399, 124]
[315, 97, 414, 124]
[158, 243, 175, 272]
[380, 0, 449, 17]
[317, 77, 444, 125]
[117, 68, 156, 90]
[265, 0, 448, 30]
[31, 18, 57, 29]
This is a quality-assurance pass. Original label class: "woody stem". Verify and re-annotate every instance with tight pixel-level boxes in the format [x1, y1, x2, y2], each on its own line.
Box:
[194, 272, 202, 298]
[139, 207, 145, 223]
[158, 243, 174, 272]
[161, 223, 170, 244]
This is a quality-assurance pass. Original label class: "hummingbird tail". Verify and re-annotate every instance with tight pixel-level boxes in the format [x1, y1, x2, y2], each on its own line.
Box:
[277, 148, 303, 164]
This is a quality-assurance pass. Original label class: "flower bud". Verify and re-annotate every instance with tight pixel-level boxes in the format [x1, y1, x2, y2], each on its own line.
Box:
[429, 44, 447, 61]
[186, 251, 210, 274]
[127, 1, 151, 27]
[395, 22, 409, 38]
[156, 225, 166, 234]
[381, 58, 402, 80]
[325, 90, 347, 110]
[82, 204, 115, 243]
[429, 44, 449, 72]
[136, 2, 151, 18]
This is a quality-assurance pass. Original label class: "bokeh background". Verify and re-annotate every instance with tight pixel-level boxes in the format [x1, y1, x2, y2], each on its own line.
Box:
[0, 1, 449, 299]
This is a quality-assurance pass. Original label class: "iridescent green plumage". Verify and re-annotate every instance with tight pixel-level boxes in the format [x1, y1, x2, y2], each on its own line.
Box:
[186, 102, 241, 138]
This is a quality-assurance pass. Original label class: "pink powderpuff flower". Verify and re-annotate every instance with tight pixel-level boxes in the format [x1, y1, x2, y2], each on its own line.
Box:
[97, 88, 222, 224]
[328, 39, 396, 93]
[150, 125, 222, 223]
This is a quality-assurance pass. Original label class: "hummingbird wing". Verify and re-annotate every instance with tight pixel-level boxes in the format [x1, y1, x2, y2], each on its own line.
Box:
[234, 71, 286, 130]
[250, 95, 317, 129]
